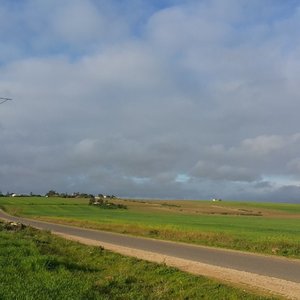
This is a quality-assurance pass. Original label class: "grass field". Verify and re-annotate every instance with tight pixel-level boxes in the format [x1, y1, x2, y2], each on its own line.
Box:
[1, 197, 299, 258]
[0, 221, 277, 300]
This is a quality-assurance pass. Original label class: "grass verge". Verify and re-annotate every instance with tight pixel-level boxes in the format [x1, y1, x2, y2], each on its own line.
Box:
[0, 221, 277, 300]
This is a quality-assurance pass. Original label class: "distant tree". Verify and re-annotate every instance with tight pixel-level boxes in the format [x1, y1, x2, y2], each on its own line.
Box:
[46, 190, 58, 197]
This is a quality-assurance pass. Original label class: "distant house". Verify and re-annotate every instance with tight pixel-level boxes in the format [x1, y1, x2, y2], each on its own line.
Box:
[212, 198, 222, 202]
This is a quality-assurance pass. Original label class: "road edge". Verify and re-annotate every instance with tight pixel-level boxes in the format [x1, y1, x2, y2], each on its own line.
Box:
[54, 232, 300, 300]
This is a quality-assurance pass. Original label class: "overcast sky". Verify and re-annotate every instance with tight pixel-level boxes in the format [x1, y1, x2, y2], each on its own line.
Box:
[1, 0, 300, 202]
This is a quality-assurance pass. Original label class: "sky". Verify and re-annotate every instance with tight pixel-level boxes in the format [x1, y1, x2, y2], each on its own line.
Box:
[1, 0, 300, 202]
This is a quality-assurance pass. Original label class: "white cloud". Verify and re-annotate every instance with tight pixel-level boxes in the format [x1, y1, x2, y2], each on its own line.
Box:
[51, 1, 105, 43]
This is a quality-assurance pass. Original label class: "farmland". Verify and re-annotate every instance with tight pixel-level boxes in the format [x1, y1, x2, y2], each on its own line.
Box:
[0, 197, 299, 258]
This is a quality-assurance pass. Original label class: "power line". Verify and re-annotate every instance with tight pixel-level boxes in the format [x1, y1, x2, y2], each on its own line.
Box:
[0, 97, 12, 104]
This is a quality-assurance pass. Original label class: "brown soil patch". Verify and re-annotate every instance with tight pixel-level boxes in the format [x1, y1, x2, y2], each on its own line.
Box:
[119, 199, 300, 218]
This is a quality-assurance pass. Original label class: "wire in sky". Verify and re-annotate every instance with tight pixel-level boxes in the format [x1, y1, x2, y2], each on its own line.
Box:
[0, 97, 12, 104]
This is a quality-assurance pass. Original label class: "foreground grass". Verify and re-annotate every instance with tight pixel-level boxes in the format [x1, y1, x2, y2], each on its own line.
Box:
[0, 222, 276, 300]
[1, 197, 300, 258]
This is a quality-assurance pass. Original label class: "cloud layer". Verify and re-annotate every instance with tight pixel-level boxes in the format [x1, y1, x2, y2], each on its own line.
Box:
[1, 0, 300, 202]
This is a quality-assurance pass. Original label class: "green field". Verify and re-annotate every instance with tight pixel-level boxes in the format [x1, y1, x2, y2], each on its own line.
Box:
[1, 197, 300, 258]
[0, 221, 276, 300]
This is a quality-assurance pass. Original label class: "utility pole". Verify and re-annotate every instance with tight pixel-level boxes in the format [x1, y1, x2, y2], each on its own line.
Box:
[0, 97, 12, 104]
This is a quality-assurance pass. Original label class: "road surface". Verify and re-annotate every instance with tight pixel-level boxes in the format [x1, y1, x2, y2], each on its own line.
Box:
[1, 209, 300, 298]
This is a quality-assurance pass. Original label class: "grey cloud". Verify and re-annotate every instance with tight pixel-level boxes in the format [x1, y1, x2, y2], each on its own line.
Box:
[1, 1, 300, 202]
[69, 136, 191, 178]
[186, 133, 300, 189]
[268, 185, 300, 203]
[191, 160, 259, 182]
